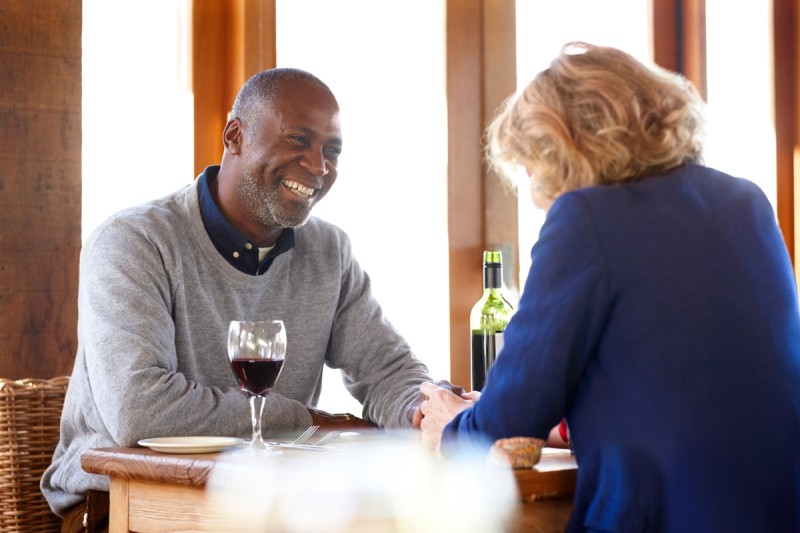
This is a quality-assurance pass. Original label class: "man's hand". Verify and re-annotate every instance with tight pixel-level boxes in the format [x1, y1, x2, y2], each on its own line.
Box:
[307, 407, 378, 430]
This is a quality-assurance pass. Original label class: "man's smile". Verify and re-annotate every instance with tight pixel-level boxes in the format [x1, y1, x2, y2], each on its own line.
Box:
[281, 179, 316, 199]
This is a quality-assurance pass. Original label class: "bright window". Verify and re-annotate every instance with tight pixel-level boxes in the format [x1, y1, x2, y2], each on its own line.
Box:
[514, 0, 652, 291]
[82, 0, 194, 243]
[276, 1, 450, 413]
[704, 1, 776, 207]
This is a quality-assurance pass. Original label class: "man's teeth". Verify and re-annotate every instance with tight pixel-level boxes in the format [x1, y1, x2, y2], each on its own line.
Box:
[283, 180, 314, 198]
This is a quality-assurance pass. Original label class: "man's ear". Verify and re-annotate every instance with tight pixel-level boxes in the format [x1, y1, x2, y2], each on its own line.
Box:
[222, 118, 243, 155]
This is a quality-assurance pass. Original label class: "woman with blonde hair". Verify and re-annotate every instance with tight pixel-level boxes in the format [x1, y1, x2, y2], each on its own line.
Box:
[420, 42, 800, 532]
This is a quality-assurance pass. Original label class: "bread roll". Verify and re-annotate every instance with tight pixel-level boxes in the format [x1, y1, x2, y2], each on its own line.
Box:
[487, 437, 545, 469]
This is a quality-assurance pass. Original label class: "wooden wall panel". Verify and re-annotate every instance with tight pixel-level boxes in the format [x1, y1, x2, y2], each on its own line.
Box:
[0, 0, 81, 378]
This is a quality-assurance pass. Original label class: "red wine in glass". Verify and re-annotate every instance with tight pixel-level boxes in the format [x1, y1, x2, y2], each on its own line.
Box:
[230, 358, 284, 396]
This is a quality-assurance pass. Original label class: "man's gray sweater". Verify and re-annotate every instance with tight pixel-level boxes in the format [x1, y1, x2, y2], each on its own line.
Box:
[41, 180, 432, 516]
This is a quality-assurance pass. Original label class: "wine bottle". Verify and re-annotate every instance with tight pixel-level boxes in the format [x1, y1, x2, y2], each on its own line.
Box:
[470, 250, 514, 391]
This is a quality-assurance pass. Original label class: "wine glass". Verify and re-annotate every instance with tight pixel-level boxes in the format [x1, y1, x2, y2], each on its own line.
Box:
[227, 319, 287, 454]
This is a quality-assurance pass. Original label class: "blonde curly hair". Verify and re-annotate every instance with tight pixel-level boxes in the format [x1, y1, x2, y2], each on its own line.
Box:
[486, 42, 706, 208]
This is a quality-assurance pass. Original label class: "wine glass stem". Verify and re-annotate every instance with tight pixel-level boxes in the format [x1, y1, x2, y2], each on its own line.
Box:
[249, 394, 267, 448]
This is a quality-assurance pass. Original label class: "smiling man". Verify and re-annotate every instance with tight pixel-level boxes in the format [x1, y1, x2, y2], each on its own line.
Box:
[43, 69, 441, 530]
[216, 71, 341, 247]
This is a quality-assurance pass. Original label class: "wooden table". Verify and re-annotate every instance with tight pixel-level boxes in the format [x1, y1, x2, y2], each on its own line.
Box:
[82, 438, 576, 533]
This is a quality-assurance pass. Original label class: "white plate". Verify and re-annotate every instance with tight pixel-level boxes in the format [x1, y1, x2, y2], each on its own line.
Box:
[138, 436, 244, 454]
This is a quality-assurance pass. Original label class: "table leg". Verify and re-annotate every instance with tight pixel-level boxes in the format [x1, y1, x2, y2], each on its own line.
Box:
[108, 477, 130, 533]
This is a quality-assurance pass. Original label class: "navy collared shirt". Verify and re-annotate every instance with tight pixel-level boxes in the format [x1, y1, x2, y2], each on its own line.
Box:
[197, 166, 295, 275]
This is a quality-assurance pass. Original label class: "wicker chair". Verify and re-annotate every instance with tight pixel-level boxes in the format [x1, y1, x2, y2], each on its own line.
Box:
[0, 376, 69, 533]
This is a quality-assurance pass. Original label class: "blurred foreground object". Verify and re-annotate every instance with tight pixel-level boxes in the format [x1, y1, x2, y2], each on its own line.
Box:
[207, 430, 518, 532]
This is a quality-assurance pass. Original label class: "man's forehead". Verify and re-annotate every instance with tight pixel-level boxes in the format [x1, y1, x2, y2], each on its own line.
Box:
[274, 77, 335, 103]
[259, 103, 341, 141]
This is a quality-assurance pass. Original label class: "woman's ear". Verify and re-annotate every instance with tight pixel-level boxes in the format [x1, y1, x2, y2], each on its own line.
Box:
[222, 118, 243, 155]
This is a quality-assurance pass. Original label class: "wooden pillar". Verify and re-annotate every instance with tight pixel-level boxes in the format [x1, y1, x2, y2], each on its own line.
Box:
[483, 0, 520, 292]
[774, 0, 799, 268]
[447, 0, 517, 388]
[192, 0, 277, 177]
[0, 0, 82, 378]
[653, 0, 707, 99]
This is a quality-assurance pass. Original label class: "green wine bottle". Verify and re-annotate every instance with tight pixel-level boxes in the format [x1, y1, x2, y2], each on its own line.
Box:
[470, 250, 514, 391]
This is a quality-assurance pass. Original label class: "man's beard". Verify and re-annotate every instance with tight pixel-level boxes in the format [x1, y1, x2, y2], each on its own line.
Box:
[236, 167, 312, 229]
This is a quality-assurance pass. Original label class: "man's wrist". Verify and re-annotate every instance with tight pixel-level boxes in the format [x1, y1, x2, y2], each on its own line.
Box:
[307, 406, 373, 429]
[308, 406, 349, 423]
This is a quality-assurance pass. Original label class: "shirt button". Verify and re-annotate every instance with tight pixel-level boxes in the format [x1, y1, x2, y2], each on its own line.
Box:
[232, 251, 240, 258]
[244, 242, 253, 250]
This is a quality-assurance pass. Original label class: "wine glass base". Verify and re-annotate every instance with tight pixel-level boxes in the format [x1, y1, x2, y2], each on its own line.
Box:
[233, 442, 283, 457]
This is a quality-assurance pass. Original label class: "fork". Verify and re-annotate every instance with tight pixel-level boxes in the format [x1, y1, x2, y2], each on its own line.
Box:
[312, 430, 339, 447]
[291, 425, 319, 445]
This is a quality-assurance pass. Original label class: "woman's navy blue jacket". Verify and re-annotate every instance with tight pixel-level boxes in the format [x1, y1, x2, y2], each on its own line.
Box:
[444, 163, 800, 532]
